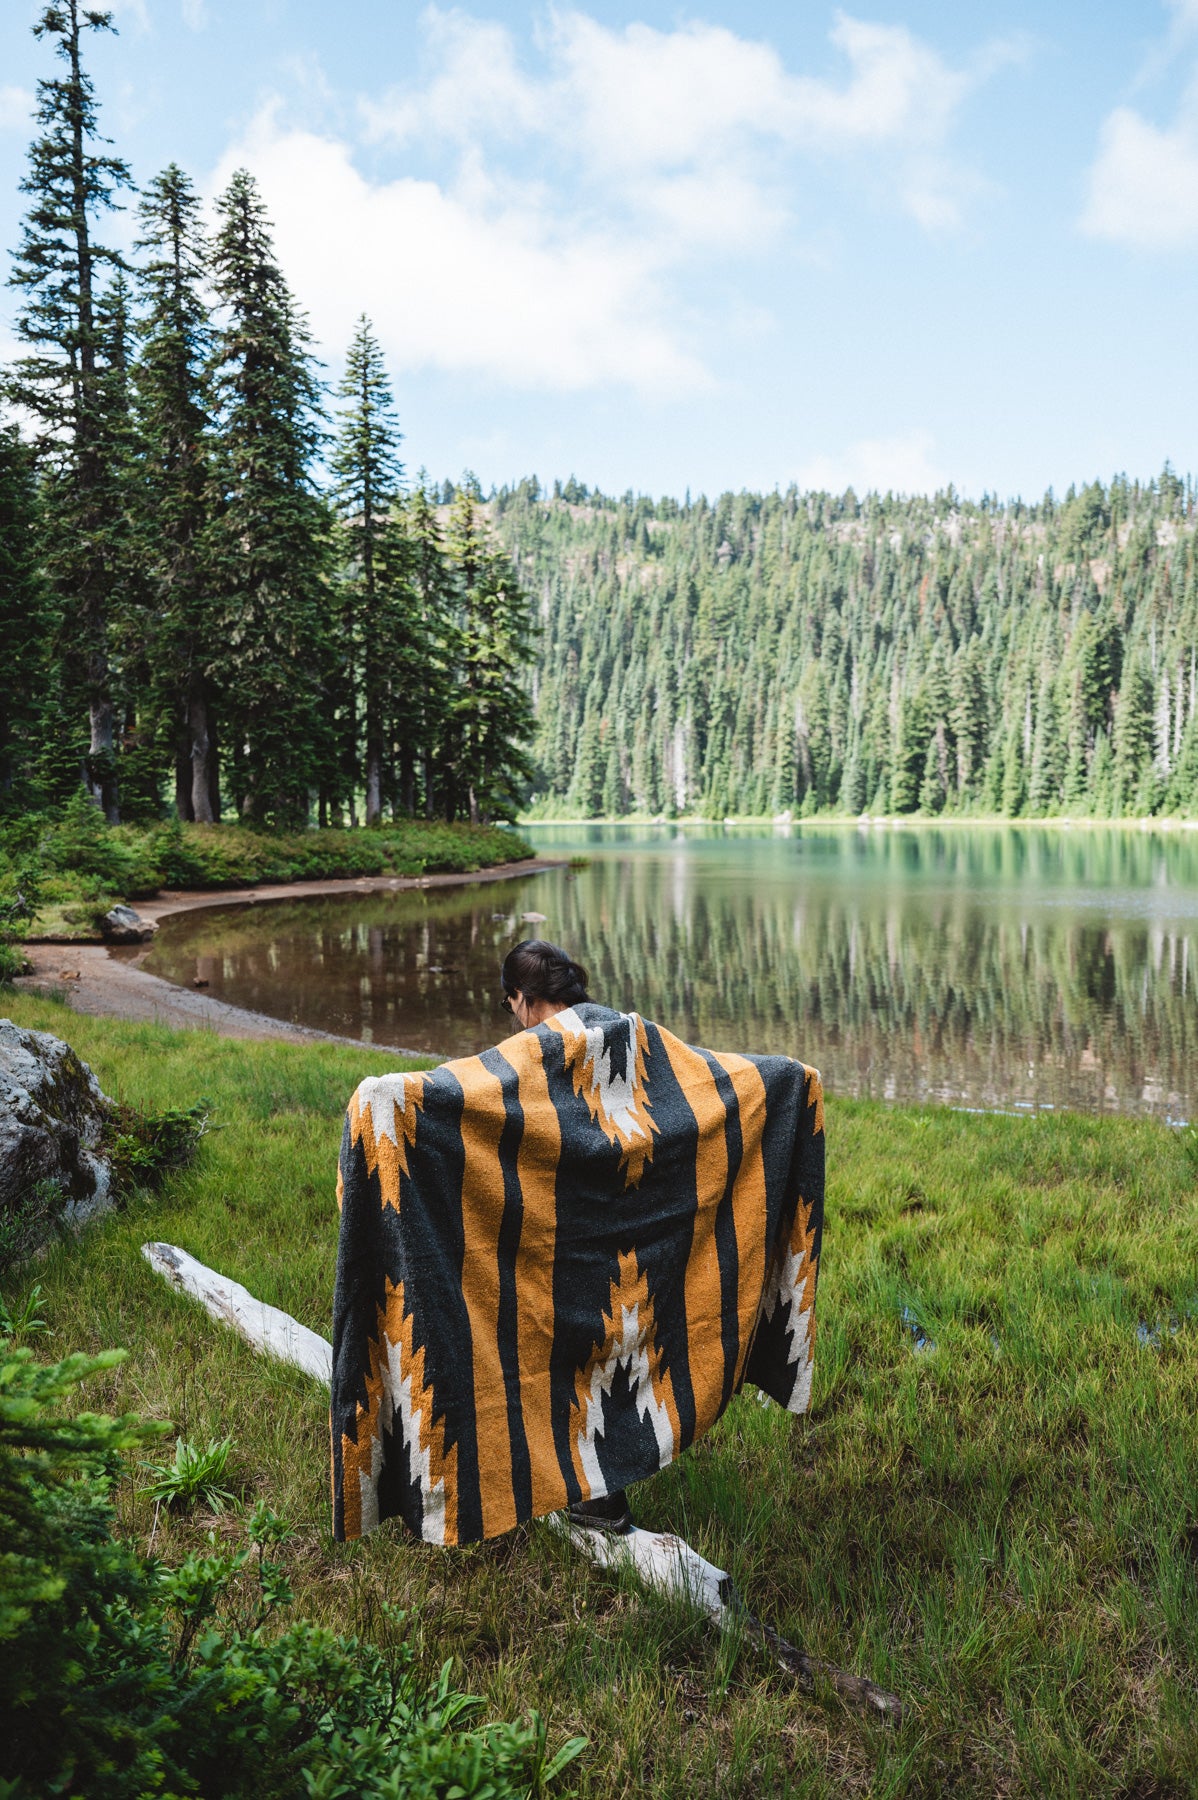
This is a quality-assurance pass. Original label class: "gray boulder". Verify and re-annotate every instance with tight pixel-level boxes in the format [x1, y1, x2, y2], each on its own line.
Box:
[100, 904, 157, 943]
[0, 1019, 114, 1256]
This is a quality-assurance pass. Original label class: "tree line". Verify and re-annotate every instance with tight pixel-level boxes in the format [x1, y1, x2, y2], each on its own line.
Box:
[0, 2, 534, 831]
[487, 471, 1198, 819]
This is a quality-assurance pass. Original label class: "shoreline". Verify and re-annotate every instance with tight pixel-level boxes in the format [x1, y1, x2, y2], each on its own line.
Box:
[520, 812, 1198, 831]
[14, 857, 562, 1057]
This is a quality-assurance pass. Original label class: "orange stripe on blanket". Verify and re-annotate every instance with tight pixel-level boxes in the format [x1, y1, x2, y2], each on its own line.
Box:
[509, 1033, 568, 1514]
[660, 1033, 729, 1438]
[711, 1052, 770, 1388]
[455, 1056, 516, 1539]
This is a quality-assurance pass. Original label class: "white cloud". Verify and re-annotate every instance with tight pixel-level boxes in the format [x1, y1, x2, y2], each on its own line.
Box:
[209, 111, 708, 395]
[1168, 0, 1198, 30]
[181, 0, 207, 27]
[1081, 98, 1198, 248]
[365, 7, 1009, 241]
[0, 86, 34, 131]
[208, 11, 1013, 397]
[794, 431, 951, 497]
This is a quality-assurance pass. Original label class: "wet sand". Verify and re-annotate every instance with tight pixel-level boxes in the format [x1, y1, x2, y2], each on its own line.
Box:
[15, 858, 561, 1060]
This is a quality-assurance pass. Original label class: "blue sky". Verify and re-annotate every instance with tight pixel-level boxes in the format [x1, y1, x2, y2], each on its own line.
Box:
[2, 1, 1198, 502]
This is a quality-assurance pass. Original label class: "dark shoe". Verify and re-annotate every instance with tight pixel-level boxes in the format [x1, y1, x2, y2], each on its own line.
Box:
[567, 1490, 634, 1535]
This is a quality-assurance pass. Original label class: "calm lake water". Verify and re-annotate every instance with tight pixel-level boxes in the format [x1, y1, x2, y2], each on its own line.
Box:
[144, 824, 1198, 1121]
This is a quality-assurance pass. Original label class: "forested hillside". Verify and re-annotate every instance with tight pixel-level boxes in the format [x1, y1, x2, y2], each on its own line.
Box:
[490, 475, 1198, 819]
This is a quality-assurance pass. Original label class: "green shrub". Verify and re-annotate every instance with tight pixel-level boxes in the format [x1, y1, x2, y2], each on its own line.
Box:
[39, 791, 163, 898]
[144, 819, 531, 889]
[105, 1100, 210, 1200]
[0, 1096, 206, 1280]
[0, 1341, 585, 1800]
[0, 860, 41, 982]
[0, 1182, 67, 1277]
[0, 806, 532, 923]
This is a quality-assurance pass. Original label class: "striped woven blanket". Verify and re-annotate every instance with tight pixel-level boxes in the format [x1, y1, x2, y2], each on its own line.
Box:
[331, 1004, 824, 1544]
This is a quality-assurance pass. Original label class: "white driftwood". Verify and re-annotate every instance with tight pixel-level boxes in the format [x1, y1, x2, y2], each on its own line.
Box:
[140, 1241, 901, 1722]
[551, 1518, 902, 1721]
[141, 1241, 332, 1385]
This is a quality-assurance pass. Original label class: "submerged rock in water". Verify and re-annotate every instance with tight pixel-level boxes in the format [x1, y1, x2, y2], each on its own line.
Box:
[100, 904, 157, 943]
[0, 1019, 114, 1256]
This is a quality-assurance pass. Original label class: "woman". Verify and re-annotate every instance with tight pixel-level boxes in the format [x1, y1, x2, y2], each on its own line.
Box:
[333, 934, 823, 1550]
[499, 938, 635, 1534]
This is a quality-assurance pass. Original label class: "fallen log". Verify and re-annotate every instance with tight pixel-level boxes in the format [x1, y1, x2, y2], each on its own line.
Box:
[552, 1518, 902, 1721]
[141, 1242, 332, 1385]
[141, 1240, 901, 1723]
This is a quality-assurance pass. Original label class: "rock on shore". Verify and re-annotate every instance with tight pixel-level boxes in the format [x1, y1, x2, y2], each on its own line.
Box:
[0, 1019, 114, 1255]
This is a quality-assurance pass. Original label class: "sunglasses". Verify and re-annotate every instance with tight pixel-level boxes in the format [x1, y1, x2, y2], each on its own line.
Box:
[500, 991, 516, 1014]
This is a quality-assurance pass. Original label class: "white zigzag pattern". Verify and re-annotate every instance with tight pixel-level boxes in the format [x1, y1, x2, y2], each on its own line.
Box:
[576, 1297, 676, 1497]
[356, 1073, 410, 1145]
[554, 1008, 649, 1146]
[356, 1326, 447, 1544]
[762, 1243, 815, 1414]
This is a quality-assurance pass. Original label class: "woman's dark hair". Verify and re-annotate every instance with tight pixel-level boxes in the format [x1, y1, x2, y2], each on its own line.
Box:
[501, 939, 590, 1006]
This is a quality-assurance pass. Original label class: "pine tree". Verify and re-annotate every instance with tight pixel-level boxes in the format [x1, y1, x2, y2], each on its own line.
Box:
[445, 484, 536, 822]
[571, 695, 604, 818]
[1000, 726, 1026, 815]
[0, 427, 54, 807]
[98, 267, 164, 822]
[1027, 678, 1064, 813]
[132, 163, 218, 822]
[330, 317, 408, 826]
[402, 477, 457, 818]
[7, 0, 132, 820]
[1113, 656, 1154, 816]
[207, 169, 333, 827]
[889, 693, 925, 813]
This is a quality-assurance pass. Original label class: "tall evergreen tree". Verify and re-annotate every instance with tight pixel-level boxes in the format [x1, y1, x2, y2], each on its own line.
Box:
[132, 163, 218, 821]
[0, 427, 54, 808]
[446, 484, 536, 823]
[7, 0, 131, 820]
[207, 169, 332, 827]
[330, 316, 408, 826]
[402, 477, 457, 818]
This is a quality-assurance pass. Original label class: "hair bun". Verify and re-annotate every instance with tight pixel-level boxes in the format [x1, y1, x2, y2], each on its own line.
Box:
[501, 939, 591, 1007]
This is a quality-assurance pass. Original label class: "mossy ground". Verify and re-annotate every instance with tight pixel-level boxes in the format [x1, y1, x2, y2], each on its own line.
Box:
[2, 990, 1196, 1798]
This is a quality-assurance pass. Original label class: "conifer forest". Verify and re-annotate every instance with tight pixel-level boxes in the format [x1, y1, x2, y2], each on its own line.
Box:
[492, 474, 1198, 820]
[2, 2, 1197, 829]
[1, 3, 534, 832]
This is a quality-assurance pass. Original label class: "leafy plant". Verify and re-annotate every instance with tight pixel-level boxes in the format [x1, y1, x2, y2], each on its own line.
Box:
[0, 859, 41, 981]
[106, 1099, 210, 1196]
[39, 791, 162, 897]
[0, 1341, 586, 1800]
[0, 1281, 47, 1343]
[140, 1433, 235, 1512]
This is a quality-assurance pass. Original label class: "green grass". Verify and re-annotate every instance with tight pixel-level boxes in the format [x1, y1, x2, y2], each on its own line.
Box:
[2, 989, 1197, 1798]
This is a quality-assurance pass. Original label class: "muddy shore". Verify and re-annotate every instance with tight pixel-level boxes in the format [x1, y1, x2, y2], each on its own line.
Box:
[15, 857, 560, 1059]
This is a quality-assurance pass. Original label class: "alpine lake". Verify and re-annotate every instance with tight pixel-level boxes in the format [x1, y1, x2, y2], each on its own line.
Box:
[142, 822, 1198, 1124]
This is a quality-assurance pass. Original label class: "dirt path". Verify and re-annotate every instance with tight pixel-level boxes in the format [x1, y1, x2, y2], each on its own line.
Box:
[15, 858, 561, 1060]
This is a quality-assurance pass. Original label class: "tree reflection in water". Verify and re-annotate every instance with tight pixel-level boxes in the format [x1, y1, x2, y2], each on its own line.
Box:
[146, 826, 1198, 1120]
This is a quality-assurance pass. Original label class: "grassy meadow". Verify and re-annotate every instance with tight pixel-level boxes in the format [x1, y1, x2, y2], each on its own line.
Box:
[2, 988, 1197, 1798]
